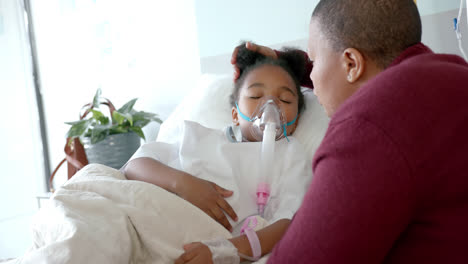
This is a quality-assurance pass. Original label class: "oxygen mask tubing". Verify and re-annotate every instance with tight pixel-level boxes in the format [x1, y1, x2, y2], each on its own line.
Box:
[236, 97, 297, 216]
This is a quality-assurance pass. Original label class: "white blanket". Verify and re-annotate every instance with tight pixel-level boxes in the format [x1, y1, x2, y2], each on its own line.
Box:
[6, 164, 257, 264]
[131, 121, 312, 229]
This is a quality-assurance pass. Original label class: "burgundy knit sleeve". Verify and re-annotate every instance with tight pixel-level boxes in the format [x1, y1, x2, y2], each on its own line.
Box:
[267, 118, 413, 263]
[275, 49, 314, 89]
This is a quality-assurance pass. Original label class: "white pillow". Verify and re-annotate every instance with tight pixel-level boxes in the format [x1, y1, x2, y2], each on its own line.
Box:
[157, 74, 329, 161]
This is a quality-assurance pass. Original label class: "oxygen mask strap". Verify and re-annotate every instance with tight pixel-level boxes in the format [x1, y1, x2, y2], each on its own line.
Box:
[282, 114, 298, 142]
[236, 101, 298, 142]
[236, 102, 253, 122]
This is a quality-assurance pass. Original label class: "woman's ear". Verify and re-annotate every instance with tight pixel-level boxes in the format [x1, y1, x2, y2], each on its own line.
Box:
[232, 107, 240, 126]
[342, 48, 365, 83]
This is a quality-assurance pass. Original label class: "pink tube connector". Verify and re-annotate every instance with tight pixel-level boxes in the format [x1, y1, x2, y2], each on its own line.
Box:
[256, 182, 270, 216]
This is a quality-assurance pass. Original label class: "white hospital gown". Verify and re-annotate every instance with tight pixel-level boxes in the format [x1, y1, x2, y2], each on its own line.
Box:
[129, 120, 312, 230]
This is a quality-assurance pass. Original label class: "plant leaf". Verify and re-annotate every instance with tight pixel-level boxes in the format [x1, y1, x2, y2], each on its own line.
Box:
[112, 111, 124, 125]
[93, 88, 102, 107]
[150, 114, 163, 124]
[90, 126, 109, 144]
[101, 117, 110, 125]
[118, 98, 138, 114]
[90, 109, 109, 125]
[133, 119, 150, 128]
[112, 111, 133, 126]
[132, 111, 163, 127]
[65, 120, 86, 126]
[109, 126, 129, 135]
[130, 126, 145, 140]
[132, 111, 150, 127]
[90, 109, 104, 119]
[65, 119, 90, 138]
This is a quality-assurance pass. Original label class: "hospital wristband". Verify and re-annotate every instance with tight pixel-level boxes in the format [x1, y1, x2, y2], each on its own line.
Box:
[241, 228, 261, 261]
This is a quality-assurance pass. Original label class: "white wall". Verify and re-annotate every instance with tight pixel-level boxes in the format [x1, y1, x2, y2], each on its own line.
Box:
[195, 0, 319, 58]
[421, 8, 468, 58]
[194, 0, 465, 59]
[418, 0, 462, 15]
[198, 0, 468, 75]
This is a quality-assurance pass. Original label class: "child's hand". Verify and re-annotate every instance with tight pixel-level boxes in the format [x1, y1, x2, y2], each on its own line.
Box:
[174, 243, 213, 264]
[177, 175, 238, 231]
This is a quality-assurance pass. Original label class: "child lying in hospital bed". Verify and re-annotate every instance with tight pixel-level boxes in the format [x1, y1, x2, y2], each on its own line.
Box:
[124, 44, 313, 263]
[4, 45, 328, 264]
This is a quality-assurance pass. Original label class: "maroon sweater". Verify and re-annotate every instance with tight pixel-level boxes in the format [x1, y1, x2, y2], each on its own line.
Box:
[268, 43, 468, 263]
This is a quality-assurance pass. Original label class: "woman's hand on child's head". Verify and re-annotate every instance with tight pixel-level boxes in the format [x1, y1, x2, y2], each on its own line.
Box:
[231, 42, 277, 81]
[177, 175, 238, 232]
[174, 242, 213, 264]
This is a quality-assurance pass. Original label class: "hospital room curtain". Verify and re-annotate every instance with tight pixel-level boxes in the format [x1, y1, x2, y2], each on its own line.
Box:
[0, 0, 46, 232]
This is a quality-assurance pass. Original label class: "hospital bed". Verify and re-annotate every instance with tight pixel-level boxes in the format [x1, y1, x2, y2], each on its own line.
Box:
[2, 74, 329, 264]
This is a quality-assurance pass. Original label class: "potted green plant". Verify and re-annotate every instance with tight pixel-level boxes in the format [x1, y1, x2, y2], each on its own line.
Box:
[65, 89, 162, 169]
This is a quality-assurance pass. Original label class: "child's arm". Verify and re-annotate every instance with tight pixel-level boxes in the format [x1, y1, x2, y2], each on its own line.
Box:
[175, 219, 291, 263]
[124, 157, 186, 194]
[230, 218, 290, 260]
[124, 157, 238, 231]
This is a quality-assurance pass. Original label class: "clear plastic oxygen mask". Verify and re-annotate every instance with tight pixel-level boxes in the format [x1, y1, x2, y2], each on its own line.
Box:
[250, 100, 283, 141]
[235, 97, 297, 142]
[235, 97, 298, 216]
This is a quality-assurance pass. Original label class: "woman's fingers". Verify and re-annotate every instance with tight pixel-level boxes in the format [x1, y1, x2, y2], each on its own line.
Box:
[231, 42, 276, 82]
[233, 67, 240, 81]
[232, 41, 256, 64]
[245, 41, 259, 52]
[217, 198, 238, 222]
[246, 41, 278, 59]
[231, 45, 240, 65]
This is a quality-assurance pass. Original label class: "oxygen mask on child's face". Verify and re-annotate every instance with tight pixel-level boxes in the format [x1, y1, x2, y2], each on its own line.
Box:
[236, 96, 297, 141]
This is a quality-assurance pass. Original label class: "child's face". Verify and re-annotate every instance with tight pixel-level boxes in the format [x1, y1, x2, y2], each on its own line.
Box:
[232, 64, 299, 142]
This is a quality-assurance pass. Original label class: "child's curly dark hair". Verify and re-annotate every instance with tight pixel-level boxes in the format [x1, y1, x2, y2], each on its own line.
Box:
[230, 42, 307, 113]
